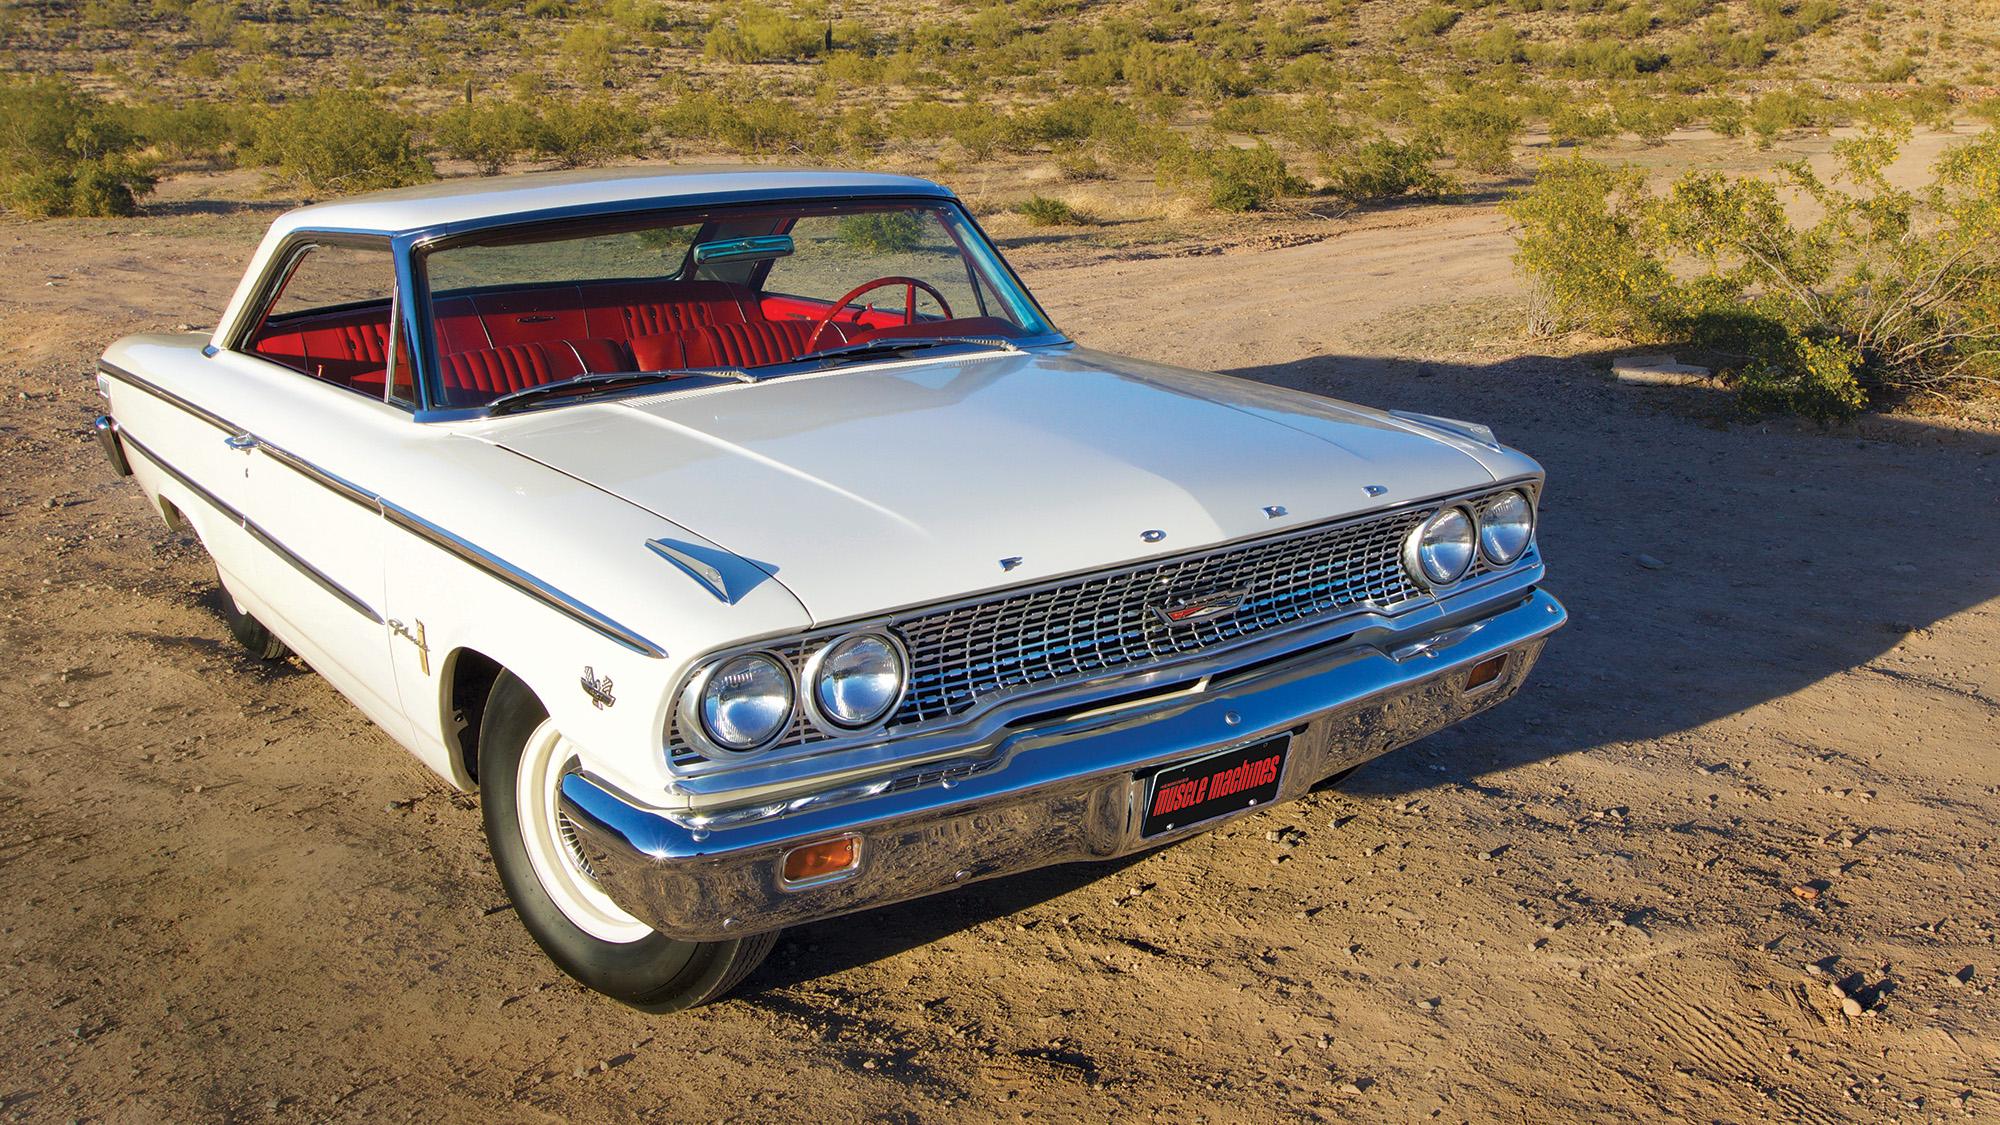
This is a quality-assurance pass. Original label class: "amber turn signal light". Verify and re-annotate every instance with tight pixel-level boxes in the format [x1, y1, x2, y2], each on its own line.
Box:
[782, 835, 861, 885]
[1465, 653, 1508, 692]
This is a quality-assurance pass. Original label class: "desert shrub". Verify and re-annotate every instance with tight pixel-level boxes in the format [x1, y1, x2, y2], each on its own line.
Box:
[0, 76, 156, 216]
[124, 100, 243, 162]
[1428, 95, 1523, 173]
[1322, 136, 1452, 205]
[1471, 24, 1525, 64]
[1403, 5, 1462, 38]
[245, 90, 433, 193]
[1015, 195, 1089, 226]
[432, 98, 548, 173]
[1506, 133, 2000, 419]
[704, 2, 824, 63]
[883, 102, 1005, 160]
[1747, 87, 1826, 146]
[534, 95, 647, 165]
[837, 211, 924, 253]
[1158, 139, 1303, 212]
[187, 0, 236, 45]
[560, 24, 625, 87]
[2, 157, 157, 217]
[1549, 101, 1618, 145]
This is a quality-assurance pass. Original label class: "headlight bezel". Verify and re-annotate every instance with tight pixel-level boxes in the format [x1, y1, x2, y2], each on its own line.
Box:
[803, 630, 910, 733]
[1403, 504, 1479, 587]
[1477, 489, 1536, 565]
[684, 650, 797, 755]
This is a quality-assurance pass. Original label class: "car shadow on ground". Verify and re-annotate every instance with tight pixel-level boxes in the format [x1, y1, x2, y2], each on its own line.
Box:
[738, 350, 2000, 991]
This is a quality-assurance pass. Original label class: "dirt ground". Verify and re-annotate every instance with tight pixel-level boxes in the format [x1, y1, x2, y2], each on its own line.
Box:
[3, 141, 1999, 1123]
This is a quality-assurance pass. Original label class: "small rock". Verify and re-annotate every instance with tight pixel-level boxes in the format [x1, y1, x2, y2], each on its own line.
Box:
[1415, 998, 1439, 1012]
[1840, 996, 1864, 1018]
[1635, 554, 1667, 570]
[1790, 885, 1820, 903]
[1805, 963, 1825, 977]
[1339, 1082, 1364, 1095]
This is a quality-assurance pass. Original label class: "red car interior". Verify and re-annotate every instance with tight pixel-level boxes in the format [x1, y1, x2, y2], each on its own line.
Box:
[248, 279, 1017, 404]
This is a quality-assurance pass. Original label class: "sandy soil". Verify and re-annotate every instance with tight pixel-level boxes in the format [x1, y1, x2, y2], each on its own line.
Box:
[3, 151, 1999, 1122]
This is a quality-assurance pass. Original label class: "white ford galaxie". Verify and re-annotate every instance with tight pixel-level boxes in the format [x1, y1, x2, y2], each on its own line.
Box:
[94, 168, 1565, 1011]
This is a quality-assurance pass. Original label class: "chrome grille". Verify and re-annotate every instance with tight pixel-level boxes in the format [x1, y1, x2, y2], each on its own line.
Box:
[667, 487, 1532, 768]
[892, 505, 1433, 725]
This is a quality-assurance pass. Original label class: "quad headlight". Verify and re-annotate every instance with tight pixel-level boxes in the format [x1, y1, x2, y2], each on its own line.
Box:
[1478, 489, 1535, 565]
[696, 652, 794, 751]
[809, 632, 907, 729]
[1405, 505, 1478, 586]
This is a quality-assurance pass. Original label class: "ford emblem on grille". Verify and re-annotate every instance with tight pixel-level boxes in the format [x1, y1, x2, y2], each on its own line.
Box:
[1152, 589, 1249, 628]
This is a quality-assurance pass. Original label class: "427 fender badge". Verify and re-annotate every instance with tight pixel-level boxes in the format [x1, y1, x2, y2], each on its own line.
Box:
[580, 666, 616, 710]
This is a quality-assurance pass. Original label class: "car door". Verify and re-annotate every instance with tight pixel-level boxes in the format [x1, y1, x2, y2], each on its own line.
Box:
[209, 236, 414, 744]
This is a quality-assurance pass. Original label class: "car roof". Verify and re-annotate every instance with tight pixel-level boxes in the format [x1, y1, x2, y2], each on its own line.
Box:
[271, 166, 955, 238]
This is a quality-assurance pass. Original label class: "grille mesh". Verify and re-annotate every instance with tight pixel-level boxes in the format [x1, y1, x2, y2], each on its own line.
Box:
[667, 491, 1531, 768]
[892, 506, 1434, 726]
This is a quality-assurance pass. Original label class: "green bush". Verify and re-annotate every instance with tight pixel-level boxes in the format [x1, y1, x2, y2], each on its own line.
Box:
[1429, 95, 1523, 173]
[1, 156, 157, 217]
[1505, 133, 2000, 420]
[1323, 136, 1453, 205]
[432, 98, 548, 174]
[533, 95, 647, 166]
[1015, 195, 1090, 226]
[1159, 139, 1302, 212]
[246, 90, 434, 193]
[837, 211, 924, 253]
[1403, 5, 1462, 38]
[704, 2, 824, 63]
[0, 76, 157, 217]
[124, 100, 244, 162]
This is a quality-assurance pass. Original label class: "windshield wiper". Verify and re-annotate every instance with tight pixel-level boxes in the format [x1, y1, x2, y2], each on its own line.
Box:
[485, 367, 752, 416]
[794, 336, 1022, 366]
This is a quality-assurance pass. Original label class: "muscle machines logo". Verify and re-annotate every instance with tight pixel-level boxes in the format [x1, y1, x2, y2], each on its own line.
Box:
[1150, 751, 1283, 821]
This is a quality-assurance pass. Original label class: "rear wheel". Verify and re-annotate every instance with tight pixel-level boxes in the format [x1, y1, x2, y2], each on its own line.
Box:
[215, 568, 290, 661]
[479, 673, 776, 1012]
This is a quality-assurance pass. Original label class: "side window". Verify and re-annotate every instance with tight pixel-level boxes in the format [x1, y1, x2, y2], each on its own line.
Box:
[242, 242, 403, 403]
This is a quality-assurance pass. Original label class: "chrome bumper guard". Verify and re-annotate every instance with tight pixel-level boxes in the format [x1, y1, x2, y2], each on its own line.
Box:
[561, 588, 1566, 941]
[93, 415, 133, 477]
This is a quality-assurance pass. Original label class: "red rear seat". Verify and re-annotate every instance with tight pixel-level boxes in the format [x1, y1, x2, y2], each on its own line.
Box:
[439, 338, 633, 399]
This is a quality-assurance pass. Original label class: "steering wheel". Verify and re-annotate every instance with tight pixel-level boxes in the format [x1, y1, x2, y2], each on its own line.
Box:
[804, 276, 954, 355]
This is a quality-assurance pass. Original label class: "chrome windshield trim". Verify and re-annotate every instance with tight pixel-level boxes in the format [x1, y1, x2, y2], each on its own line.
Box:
[121, 432, 384, 624]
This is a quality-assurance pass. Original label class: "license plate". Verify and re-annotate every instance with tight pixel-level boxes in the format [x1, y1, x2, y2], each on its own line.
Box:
[1141, 735, 1289, 838]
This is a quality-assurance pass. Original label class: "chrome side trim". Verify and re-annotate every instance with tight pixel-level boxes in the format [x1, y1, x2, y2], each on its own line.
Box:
[381, 500, 666, 659]
[100, 361, 665, 658]
[120, 432, 384, 624]
[645, 539, 730, 603]
[98, 361, 234, 435]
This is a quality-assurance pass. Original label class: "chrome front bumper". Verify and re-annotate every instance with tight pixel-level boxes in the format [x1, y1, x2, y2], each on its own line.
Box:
[560, 588, 1566, 941]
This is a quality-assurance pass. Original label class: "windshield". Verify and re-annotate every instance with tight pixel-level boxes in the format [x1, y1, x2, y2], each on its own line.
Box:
[417, 198, 1056, 409]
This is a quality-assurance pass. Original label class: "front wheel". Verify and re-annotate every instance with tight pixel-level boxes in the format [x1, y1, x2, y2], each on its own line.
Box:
[478, 673, 776, 1012]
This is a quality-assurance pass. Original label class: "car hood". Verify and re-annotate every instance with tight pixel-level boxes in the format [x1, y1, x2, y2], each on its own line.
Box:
[477, 347, 1503, 624]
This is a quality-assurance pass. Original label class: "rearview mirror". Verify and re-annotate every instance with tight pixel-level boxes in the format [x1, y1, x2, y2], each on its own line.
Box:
[691, 235, 794, 265]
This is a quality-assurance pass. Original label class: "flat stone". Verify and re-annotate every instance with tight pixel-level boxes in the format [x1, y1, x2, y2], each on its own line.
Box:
[1613, 354, 1713, 387]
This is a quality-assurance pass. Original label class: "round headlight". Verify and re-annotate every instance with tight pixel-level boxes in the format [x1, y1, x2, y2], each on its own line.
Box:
[811, 633, 906, 729]
[1406, 506, 1477, 586]
[1479, 490, 1534, 565]
[699, 653, 794, 751]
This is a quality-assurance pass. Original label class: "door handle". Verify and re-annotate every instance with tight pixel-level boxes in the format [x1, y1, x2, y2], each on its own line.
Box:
[224, 432, 259, 452]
